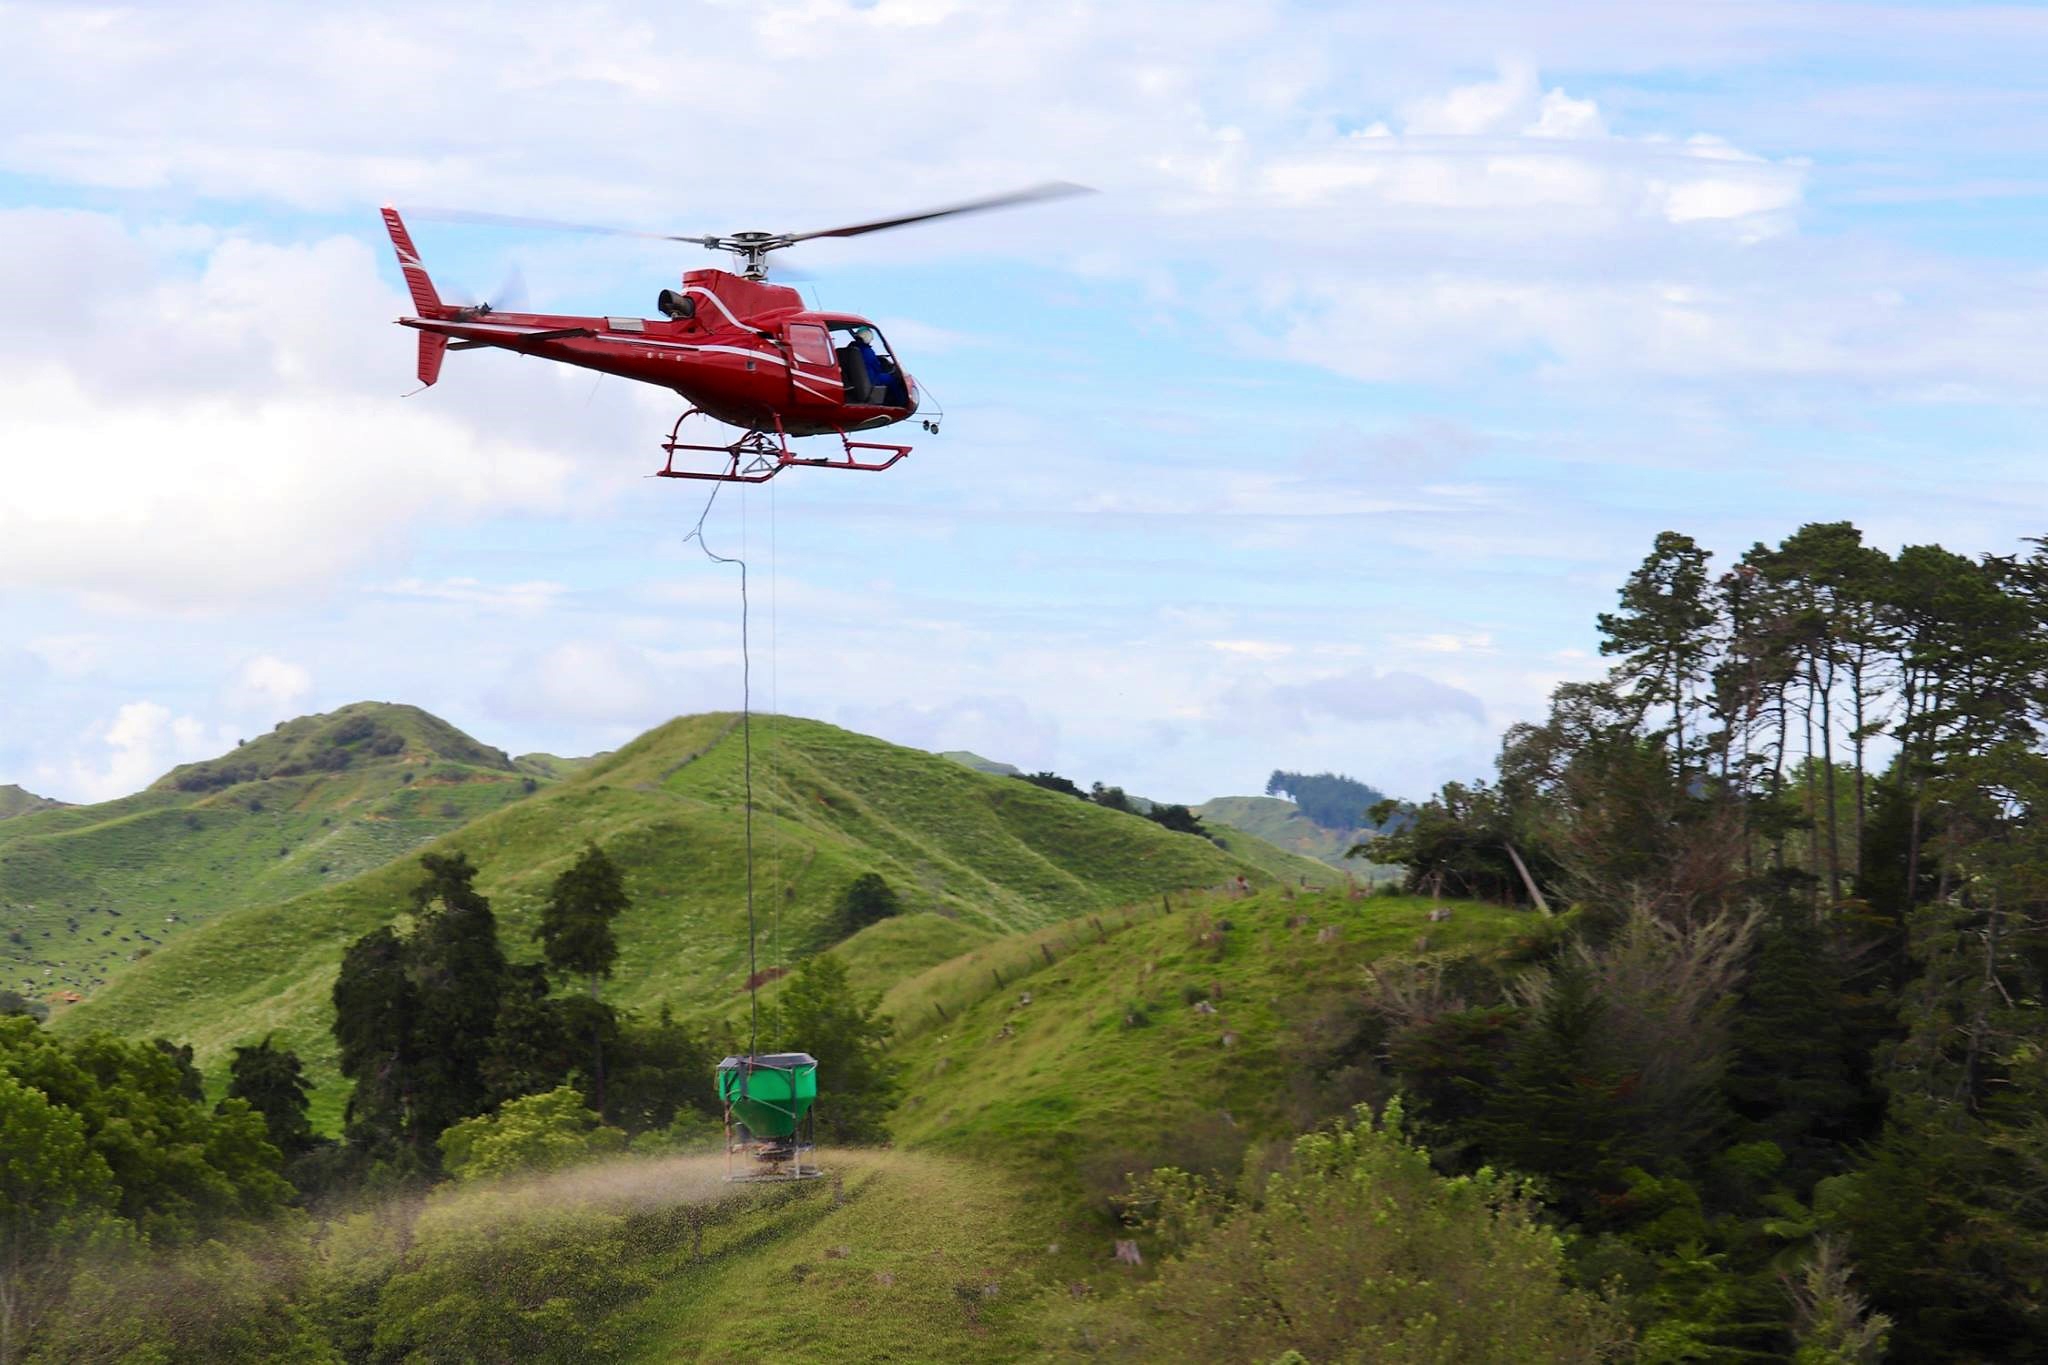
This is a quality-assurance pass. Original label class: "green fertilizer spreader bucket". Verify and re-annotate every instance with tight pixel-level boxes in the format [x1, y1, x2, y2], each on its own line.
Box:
[716, 1053, 818, 1139]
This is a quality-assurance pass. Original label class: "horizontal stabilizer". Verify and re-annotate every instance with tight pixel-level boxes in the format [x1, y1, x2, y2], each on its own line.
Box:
[446, 325, 597, 350]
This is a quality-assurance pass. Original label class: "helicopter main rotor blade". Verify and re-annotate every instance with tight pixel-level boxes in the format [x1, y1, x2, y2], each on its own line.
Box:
[784, 181, 1094, 244]
[407, 206, 717, 247]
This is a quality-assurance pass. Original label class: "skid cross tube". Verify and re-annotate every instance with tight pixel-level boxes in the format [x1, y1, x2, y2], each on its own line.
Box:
[658, 410, 911, 484]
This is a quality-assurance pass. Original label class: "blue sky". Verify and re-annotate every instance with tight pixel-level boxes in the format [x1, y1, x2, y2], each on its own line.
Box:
[4, 1, 2047, 806]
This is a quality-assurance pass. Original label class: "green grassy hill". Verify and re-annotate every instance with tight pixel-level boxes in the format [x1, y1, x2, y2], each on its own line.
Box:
[1195, 794, 1393, 874]
[0, 783, 66, 822]
[0, 703, 540, 1002]
[937, 749, 1022, 777]
[53, 713, 1299, 1126]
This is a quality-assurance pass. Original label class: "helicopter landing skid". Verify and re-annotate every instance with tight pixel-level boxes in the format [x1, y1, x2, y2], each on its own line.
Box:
[657, 412, 910, 484]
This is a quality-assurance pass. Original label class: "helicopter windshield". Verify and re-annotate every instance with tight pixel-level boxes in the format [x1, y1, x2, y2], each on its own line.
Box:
[828, 322, 907, 407]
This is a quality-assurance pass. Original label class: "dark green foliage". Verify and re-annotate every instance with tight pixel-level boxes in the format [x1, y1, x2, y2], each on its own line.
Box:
[1726, 906, 1866, 1184]
[833, 872, 902, 940]
[764, 954, 901, 1144]
[1854, 775, 1939, 927]
[1266, 769, 1390, 831]
[1145, 802, 1210, 839]
[534, 844, 629, 1113]
[152, 1037, 204, 1102]
[480, 966, 576, 1108]
[1478, 964, 1636, 1216]
[0, 989, 45, 1021]
[331, 854, 511, 1166]
[0, 1017, 289, 1248]
[331, 924, 419, 1161]
[406, 853, 510, 1142]
[608, 1004, 717, 1136]
[1089, 782, 1134, 813]
[0, 1063, 116, 1359]
[226, 1035, 315, 1157]
[1385, 1005, 1518, 1152]
[536, 845, 629, 985]
[1359, 780, 1553, 907]
[1016, 770, 1085, 798]
[1597, 530, 1715, 775]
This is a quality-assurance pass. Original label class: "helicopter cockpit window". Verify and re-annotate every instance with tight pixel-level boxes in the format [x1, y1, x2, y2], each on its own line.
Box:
[828, 322, 907, 407]
[788, 324, 834, 368]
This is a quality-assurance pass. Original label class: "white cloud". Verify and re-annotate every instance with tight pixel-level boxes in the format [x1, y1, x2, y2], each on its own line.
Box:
[1207, 639, 1294, 660]
[231, 656, 312, 713]
[374, 578, 569, 612]
[837, 694, 1060, 771]
[1393, 632, 1496, 654]
[26, 635, 105, 677]
[522, 642, 666, 726]
[37, 701, 225, 803]
[1230, 667, 1491, 730]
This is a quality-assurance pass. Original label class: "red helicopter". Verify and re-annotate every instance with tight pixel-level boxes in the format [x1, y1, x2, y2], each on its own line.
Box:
[381, 185, 1087, 483]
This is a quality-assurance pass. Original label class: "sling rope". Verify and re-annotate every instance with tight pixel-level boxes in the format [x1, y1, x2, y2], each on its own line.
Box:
[682, 480, 759, 1058]
[769, 477, 781, 980]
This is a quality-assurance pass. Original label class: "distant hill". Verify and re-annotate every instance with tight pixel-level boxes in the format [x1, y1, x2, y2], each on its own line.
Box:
[52, 713, 1316, 1126]
[936, 749, 1021, 777]
[0, 784, 65, 822]
[153, 702, 514, 793]
[1, 702, 545, 1003]
[1264, 769, 1390, 831]
[1196, 795, 1367, 870]
[513, 751, 600, 781]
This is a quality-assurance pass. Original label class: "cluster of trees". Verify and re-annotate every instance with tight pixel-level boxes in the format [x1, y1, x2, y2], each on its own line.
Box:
[1356, 522, 2048, 1359]
[1016, 771, 1214, 840]
[1265, 769, 1390, 832]
[329, 848, 713, 1177]
[0, 1017, 295, 1361]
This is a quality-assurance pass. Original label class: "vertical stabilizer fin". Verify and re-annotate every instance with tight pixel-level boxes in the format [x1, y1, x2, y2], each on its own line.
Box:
[381, 205, 444, 317]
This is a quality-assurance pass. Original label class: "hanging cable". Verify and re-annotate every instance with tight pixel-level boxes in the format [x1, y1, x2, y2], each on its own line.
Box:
[769, 477, 781, 977]
[681, 479, 757, 1058]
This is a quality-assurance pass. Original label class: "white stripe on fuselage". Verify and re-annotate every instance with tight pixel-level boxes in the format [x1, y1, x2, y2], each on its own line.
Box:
[409, 318, 789, 368]
[684, 286, 749, 330]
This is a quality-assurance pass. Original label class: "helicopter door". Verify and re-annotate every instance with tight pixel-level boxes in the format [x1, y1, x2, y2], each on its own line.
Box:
[784, 323, 843, 409]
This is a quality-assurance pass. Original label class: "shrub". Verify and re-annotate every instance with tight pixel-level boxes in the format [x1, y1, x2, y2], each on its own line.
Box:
[438, 1087, 627, 1182]
[1078, 1102, 1627, 1362]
